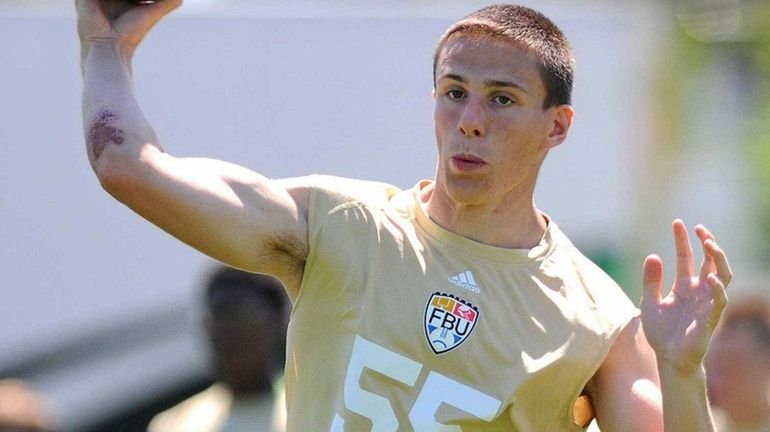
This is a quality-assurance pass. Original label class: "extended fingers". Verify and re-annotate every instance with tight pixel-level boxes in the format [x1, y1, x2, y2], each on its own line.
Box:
[693, 224, 731, 330]
[705, 272, 728, 330]
[694, 224, 732, 288]
[704, 237, 732, 288]
[641, 254, 664, 308]
[694, 224, 715, 243]
[695, 224, 716, 281]
[672, 219, 695, 278]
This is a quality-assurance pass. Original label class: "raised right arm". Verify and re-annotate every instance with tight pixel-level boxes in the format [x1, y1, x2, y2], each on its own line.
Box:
[77, 0, 309, 296]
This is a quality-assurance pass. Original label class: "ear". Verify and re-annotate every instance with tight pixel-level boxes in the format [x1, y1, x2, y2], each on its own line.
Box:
[544, 105, 574, 149]
[431, 89, 436, 101]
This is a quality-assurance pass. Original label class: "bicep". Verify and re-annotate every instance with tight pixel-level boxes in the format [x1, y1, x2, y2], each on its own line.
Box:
[586, 317, 663, 432]
[104, 147, 309, 293]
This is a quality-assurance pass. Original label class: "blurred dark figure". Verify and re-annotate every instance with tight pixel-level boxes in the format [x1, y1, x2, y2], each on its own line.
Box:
[706, 296, 770, 432]
[148, 266, 290, 432]
[0, 379, 55, 432]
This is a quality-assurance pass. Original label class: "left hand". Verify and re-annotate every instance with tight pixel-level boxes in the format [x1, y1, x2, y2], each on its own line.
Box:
[640, 219, 732, 373]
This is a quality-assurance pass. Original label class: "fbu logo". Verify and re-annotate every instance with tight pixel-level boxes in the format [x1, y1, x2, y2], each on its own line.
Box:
[424, 292, 479, 354]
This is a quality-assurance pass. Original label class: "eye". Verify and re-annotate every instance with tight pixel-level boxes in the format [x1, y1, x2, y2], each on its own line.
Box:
[492, 95, 514, 106]
[446, 89, 465, 100]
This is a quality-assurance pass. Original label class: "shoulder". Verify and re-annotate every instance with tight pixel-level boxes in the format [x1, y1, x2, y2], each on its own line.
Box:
[278, 175, 402, 219]
[546, 223, 639, 334]
[545, 223, 623, 293]
[546, 223, 613, 279]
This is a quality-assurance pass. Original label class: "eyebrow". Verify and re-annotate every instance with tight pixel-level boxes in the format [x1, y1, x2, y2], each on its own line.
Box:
[440, 73, 530, 94]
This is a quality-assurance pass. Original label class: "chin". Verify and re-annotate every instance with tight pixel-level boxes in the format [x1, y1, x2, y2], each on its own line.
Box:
[435, 163, 494, 204]
[443, 178, 492, 206]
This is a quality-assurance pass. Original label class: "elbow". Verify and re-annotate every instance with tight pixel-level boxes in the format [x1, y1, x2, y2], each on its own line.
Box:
[90, 142, 157, 203]
[93, 151, 130, 198]
[84, 110, 162, 200]
[92, 148, 137, 202]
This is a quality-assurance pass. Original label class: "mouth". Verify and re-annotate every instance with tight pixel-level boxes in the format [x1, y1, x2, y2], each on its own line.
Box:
[450, 153, 486, 172]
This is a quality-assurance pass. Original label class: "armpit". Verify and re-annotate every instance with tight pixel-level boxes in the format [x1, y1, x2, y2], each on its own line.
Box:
[266, 231, 308, 275]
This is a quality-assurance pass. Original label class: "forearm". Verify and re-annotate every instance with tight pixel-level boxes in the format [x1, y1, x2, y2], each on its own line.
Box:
[658, 363, 715, 432]
[81, 40, 159, 172]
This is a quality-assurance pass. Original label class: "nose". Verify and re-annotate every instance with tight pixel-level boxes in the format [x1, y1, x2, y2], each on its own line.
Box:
[458, 99, 486, 138]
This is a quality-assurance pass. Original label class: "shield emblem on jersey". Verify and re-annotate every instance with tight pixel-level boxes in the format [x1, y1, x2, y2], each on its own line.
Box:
[424, 292, 479, 354]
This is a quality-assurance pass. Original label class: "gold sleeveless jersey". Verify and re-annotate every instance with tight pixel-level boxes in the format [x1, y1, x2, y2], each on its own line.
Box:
[285, 176, 638, 431]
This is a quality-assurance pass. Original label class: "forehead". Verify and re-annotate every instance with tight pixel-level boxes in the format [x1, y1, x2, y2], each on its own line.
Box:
[435, 34, 544, 91]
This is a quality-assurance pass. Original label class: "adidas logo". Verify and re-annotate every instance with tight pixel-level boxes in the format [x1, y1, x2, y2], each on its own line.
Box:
[448, 271, 480, 294]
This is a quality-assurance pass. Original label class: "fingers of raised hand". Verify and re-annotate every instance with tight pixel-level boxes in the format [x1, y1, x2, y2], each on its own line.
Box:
[703, 237, 732, 288]
[641, 254, 664, 307]
[672, 219, 695, 278]
[694, 224, 715, 243]
[705, 272, 728, 329]
[694, 224, 716, 279]
[692, 223, 732, 289]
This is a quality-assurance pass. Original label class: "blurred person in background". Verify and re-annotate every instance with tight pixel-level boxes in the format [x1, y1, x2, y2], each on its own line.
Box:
[76, 1, 733, 430]
[148, 266, 289, 432]
[706, 295, 770, 432]
[0, 379, 55, 432]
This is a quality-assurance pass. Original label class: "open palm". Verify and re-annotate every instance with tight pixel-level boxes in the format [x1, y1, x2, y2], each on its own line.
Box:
[640, 220, 732, 373]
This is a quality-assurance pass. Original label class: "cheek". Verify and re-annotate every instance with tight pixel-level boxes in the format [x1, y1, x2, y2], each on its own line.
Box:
[501, 118, 547, 155]
[496, 124, 533, 156]
[434, 107, 459, 148]
[434, 106, 455, 131]
[435, 97, 465, 124]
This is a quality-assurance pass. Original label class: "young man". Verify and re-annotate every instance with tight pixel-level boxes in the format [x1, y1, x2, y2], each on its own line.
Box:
[706, 295, 770, 432]
[76, 1, 732, 430]
[149, 267, 289, 432]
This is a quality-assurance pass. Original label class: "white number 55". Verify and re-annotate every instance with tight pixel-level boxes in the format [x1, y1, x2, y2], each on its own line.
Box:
[331, 336, 502, 431]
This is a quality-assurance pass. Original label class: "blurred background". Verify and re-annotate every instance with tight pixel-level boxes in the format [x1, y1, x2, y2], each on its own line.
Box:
[0, 0, 767, 430]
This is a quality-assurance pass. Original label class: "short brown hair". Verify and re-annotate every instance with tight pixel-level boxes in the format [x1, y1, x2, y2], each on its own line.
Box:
[433, 4, 575, 108]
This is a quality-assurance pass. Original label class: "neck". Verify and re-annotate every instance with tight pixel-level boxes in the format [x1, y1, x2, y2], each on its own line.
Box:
[421, 181, 547, 249]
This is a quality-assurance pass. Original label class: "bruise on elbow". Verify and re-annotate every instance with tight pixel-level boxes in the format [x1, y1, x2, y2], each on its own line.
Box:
[88, 110, 125, 160]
